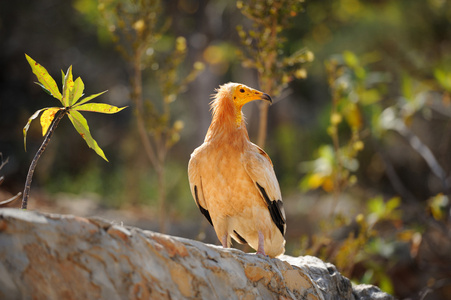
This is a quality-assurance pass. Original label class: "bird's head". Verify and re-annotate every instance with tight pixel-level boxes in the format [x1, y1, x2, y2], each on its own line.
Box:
[229, 83, 272, 108]
[212, 82, 272, 127]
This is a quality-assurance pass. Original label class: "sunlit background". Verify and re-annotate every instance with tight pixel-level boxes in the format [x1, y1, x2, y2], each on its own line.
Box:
[1, 0, 451, 298]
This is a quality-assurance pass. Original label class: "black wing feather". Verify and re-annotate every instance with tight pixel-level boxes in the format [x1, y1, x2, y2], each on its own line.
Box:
[232, 230, 247, 244]
[256, 182, 286, 236]
[194, 185, 213, 226]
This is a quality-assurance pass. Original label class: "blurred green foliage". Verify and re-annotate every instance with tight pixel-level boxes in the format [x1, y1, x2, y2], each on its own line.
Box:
[299, 47, 451, 294]
[85, 0, 204, 231]
[300, 195, 410, 295]
[293, 1, 451, 296]
[236, 0, 313, 97]
[236, 0, 313, 147]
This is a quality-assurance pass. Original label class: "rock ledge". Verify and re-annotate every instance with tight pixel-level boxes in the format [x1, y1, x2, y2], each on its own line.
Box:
[0, 209, 393, 300]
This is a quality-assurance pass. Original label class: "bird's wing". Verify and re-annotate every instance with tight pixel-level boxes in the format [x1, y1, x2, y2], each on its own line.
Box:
[242, 144, 286, 236]
[188, 150, 213, 226]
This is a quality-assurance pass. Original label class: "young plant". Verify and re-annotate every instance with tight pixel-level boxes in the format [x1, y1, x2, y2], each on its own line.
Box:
[22, 54, 126, 209]
[96, 0, 203, 231]
[301, 51, 384, 213]
[300, 196, 405, 294]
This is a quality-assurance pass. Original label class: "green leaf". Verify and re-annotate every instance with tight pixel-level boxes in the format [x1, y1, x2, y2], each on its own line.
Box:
[73, 103, 127, 114]
[385, 197, 401, 213]
[71, 77, 85, 105]
[434, 69, 451, 92]
[368, 196, 384, 216]
[23, 107, 52, 151]
[34, 82, 52, 95]
[401, 74, 413, 101]
[360, 89, 381, 105]
[40, 107, 61, 136]
[25, 54, 62, 101]
[61, 65, 74, 107]
[61, 69, 65, 86]
[343, 51, 358, 68]
[74, 90, 108, 107]
[67, 110, 108, 161]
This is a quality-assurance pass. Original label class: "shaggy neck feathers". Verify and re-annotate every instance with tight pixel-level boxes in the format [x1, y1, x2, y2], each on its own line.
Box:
[205, 85, 248, 143]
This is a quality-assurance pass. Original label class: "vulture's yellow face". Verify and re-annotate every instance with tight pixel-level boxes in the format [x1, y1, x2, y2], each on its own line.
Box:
[231, 84, 272, 110]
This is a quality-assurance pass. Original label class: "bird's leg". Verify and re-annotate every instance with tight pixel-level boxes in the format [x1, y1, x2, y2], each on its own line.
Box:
[221, 234, 228, 248]
[256, 231, 266, 256]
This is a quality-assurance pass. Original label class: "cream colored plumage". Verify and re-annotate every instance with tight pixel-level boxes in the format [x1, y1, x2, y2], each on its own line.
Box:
[188, 82, 286, 258]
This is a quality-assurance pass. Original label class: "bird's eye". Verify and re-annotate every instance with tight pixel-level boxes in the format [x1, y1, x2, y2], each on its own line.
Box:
[240, 88, 245, 93]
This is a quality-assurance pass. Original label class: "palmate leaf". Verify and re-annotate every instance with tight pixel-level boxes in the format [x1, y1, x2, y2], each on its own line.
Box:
[40, 107, 62, 136]
[67, 110, 108, 161]
[25, 54, 62, 101]
[73, 103, 127, 114]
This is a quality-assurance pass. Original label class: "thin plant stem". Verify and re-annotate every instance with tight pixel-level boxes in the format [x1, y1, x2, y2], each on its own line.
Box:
[157, 164, 167, 232]
[256, 20, 277, 149]
[396, 122, 450, 195]
[0, 154, 8, 170]
[22, 110, 65, 209]
[257, 73, 273, 148]
[0, 193, 22, 206]
[0, 156, 22, 206]
[328, 64, 343, 216]
[132, 50, 158, 169]
[256, 102, 269, 148]
[131, 49, 168, 232]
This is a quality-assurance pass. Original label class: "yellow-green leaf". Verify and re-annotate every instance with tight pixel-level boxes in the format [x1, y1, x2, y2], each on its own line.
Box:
[343, 51, 358, 68]
[67, 110, 108, 161]
[40, 108, 61, 136]
[23, 107, 51, 151]
[25, 54, 62, 101]
[401, 74, 413, 101]
[62, 66, 74, 107]
[71, 77, 85, 105]
[61, 69, 65, 86]
[34, 82, 52, 96]
[434, 69, 451, 92]
[73, 103, 127, 114]
[344, 103, 363, 130]
[74, 90, 108, 107]
[428, 194, 448, 221]
[360, 89, 381, 105]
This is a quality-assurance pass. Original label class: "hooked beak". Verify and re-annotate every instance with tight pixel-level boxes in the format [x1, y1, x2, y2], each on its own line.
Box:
[260, 93, 272, 104]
